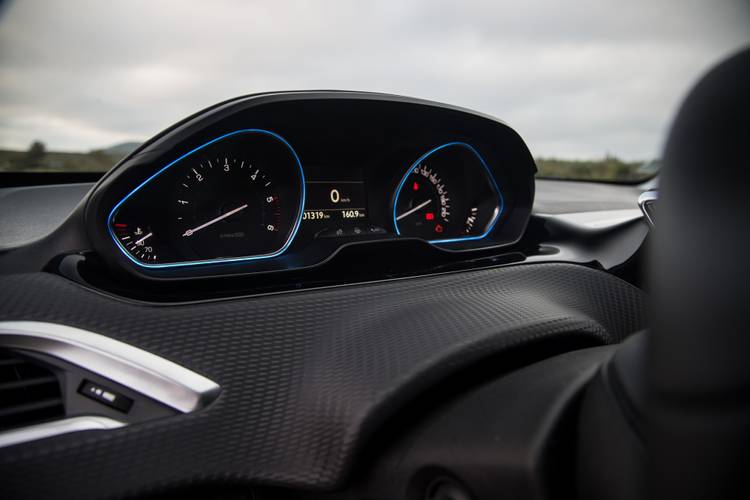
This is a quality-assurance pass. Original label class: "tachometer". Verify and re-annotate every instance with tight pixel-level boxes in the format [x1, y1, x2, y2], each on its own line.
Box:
[175, 159, 284, 260]
[108, 130, 305, 267]
[393, 142, 503, 243]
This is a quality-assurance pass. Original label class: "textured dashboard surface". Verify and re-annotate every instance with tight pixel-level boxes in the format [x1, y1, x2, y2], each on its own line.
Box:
[0, 263, 645, 499]
[0, 183, 90, 248]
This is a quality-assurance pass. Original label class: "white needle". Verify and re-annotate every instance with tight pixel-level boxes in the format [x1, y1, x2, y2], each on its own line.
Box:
[182, 203, 248, 237]
[134, 232, 153, 245]
[396, 199, 432, 221]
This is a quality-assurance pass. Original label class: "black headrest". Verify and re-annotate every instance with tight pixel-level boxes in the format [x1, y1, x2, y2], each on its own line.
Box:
[648, 47, 750, 499]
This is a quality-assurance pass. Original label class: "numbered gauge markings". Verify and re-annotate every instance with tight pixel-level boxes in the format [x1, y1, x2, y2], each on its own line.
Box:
[174, 158, 284, 259]
[108, 130, 305, 267]
[393, 142, 503, 243]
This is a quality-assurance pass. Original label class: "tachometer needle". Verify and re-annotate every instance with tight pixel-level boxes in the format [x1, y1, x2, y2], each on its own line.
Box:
[396, 199, 432, 221]
[182, 203, 248, 237]
[134, 232, 153, 245]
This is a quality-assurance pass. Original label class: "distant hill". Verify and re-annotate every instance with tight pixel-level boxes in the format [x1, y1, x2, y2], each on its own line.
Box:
[0, 141, 142, 173]
[91, 142, 141, 157]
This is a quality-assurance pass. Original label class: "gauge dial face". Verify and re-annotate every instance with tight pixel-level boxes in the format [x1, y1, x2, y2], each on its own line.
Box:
[393, 142, 502, 243]
[108, 130, 304, 267]
[394, 165, 452, 240]
[112, 224, 161, 263]
[175, 159, 283, 260]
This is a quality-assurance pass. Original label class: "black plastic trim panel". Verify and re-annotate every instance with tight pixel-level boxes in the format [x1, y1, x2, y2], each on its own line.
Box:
[84, 91, 536, 279]
[0, 262, 645, 499]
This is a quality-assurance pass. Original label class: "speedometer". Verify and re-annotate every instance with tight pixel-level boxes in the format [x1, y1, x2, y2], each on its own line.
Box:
[108, 130, 305, 268]
[394, 164, 452, 239]
[393, 142, 503, 243]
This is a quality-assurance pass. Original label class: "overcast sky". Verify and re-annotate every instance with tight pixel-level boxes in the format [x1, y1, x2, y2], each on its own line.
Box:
[1, 0, 748, 160]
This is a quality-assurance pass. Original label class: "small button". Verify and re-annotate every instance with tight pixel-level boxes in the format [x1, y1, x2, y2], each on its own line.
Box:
[317, 227, 348, 238]
[318, 226, 387, 238]
[79, 380, 133, 412]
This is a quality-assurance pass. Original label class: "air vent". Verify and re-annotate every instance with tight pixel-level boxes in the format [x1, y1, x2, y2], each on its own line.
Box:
[0, 350, 64, 431]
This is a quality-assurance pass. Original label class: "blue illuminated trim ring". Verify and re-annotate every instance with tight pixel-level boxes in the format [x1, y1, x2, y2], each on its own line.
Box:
[392, 142, 504, 244]
[106, 129, 306, 269]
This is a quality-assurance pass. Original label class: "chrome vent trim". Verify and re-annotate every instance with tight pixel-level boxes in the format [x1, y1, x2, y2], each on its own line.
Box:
[638, 190, 657, 227]
[0, 415, 125, 448]
[0, 321, 220, 413]
[536, 208, 644, 229]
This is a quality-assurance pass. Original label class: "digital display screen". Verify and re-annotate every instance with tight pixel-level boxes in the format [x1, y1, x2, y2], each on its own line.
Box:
[303, 181, 368, 223]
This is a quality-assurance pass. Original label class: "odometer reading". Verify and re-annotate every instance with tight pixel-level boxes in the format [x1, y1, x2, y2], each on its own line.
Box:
[303, 210, 328, 221]
[303, 180, 368, 222]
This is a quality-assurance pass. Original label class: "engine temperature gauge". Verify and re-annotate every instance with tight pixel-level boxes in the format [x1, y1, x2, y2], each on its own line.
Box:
[111, 224, 161, 263]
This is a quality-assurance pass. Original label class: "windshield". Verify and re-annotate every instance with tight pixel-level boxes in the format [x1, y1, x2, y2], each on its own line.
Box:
[1, 0, 748, 182]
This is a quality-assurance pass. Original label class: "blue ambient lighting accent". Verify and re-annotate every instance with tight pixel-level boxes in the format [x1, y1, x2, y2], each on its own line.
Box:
[107, 129, 306, 269]
[392, 142, 504, 244]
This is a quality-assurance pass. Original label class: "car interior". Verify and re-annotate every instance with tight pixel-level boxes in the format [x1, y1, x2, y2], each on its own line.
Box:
[0, 4, 749, 499]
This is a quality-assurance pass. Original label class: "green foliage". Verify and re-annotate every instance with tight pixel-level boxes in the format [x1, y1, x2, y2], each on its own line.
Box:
[0, 147, 657, 184]
[535, 155, 653, 183]
[0, 149, 124, 173]
[0, 141, 143, 174]
[25, 141, 47, 167]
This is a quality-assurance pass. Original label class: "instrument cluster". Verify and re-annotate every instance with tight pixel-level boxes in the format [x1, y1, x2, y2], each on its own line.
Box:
[109, 130, 305, 267]
[88, 92, 536, 278]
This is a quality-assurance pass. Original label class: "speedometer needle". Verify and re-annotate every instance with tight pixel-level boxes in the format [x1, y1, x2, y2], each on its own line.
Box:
[396, 199, 432, 221]
[182, 203, 248, 237]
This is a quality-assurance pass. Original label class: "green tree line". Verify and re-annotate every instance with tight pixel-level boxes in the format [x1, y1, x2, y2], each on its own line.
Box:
[1, 141, 656, 183]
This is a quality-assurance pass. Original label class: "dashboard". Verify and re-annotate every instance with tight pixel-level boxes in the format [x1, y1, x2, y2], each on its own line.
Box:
[0, 91, 652, 500]
[86, 92, 536, 278]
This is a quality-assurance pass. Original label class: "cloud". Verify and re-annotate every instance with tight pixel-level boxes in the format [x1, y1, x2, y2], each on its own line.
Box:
[0, 0, 748, 159]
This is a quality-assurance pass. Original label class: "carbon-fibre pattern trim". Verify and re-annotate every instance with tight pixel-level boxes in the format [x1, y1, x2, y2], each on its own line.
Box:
[0, 263, 645, 499]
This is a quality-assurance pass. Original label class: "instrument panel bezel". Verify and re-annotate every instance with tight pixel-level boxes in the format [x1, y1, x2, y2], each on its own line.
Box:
[84, 91, 536, 280]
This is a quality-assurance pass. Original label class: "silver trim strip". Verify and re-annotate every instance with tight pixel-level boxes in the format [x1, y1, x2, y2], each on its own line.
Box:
[0, 321, 220, 413]
[0, 416, 125, 449]
[638, 190, 658, 227]
[537, 208, 644, 229]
